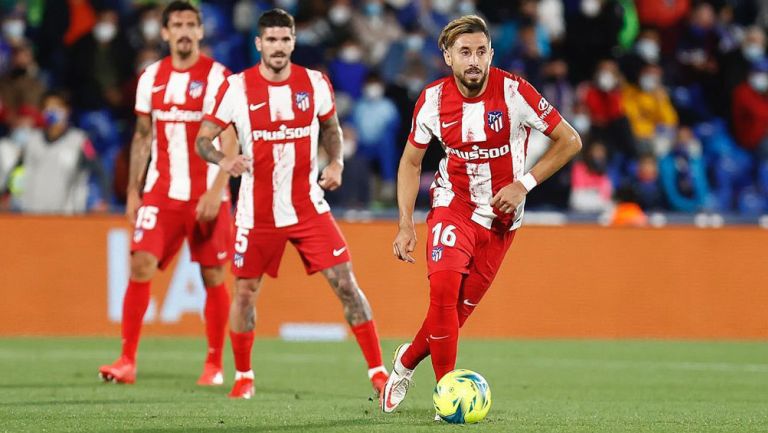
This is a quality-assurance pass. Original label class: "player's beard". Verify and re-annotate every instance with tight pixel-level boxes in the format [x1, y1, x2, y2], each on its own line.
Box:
[457, 66, 487, 91]
[264, 52, 289, 73]
[174, 37, 194, 59]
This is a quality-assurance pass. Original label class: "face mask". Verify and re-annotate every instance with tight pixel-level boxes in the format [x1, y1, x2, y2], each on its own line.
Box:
[432, 0, 455, 14]
[2, 19, 25, 41]
[571, 114, 591, 134]
[328, 6, 352, 25]
[749, 72, 768, 92]
[363, 83, 384, 99]
[581, 0, 601, 17]
[43, 109, 67, 126]
[636, 39, 660, 63]
[93, 22, 117, 43]
[405, 34, 424, 52]
[596, 71, 617, 91]
[141, 19, 160, 40]
[364, 2, 383, 17]
[742, 43, 765, 62]
[275, 0, 298, 13]
[678, 139, 702, 158]
[457, 0, 476, 15]
[10, 126, 32, 145]
[639, 74, 659, 92]
[339, 46, 362, 63]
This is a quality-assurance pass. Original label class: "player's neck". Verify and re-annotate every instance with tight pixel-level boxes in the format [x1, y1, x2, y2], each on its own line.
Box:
[454, 75, 489, 99]
[171, 50, 200, 71]
[259, 61, 291, 83]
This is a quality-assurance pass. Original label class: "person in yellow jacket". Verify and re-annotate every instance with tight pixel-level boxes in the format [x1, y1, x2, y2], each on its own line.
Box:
[622, 64, 678, 155]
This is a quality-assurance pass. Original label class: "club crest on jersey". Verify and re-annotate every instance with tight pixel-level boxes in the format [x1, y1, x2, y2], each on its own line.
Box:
[295, 91, 310, 112]
[188, 80, 204, 99]
[233, 253, 244, 268]
[487, 111, 503, 132]
[431, 245, 443, 262]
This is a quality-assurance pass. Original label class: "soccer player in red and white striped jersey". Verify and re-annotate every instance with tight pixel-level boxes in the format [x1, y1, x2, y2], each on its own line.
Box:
[382, 15, 582, 415]
[99, 1, 237, 386]
[195, 9, 388, 399]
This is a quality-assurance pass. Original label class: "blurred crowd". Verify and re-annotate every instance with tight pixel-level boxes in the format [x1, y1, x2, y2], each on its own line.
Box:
[0, 0, 767, 216]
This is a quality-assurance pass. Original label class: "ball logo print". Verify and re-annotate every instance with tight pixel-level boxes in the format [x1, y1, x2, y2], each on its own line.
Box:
[433, 369, 492, 424]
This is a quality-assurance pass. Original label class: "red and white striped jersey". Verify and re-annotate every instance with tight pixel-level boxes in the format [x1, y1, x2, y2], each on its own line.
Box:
[409, 67, 562, 231]
[204, 64, 336, 229]
[135, 55, 230, 203]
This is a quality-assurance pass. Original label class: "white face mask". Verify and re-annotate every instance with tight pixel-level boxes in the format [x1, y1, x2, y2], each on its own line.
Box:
[596, 71, 617, 91]
[404, 34, 424, 52]
[2, 19, 25, 41]
[749, 72, 768, 93]
[636, 39, 660, 63]
[363, 83, 384, 99]
[571, 114, 591, 134]
[339, 46, 362, 63]
[457, 0, 476, 15]
[141, 19, 160, 40]
[432, 0, 455, 14]
[581, 0, 601, 17]
[328, 6, 352, 25]
[93, 22, 117, 43]
[742, 43, 765, 62]
[639, 74, 660, 92]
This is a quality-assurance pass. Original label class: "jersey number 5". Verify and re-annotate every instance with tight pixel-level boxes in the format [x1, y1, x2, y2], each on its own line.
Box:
[431, 222, 457, 247]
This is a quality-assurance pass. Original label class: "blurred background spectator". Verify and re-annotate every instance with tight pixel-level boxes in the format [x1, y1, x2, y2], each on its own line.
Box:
[0, 0, 764, 216]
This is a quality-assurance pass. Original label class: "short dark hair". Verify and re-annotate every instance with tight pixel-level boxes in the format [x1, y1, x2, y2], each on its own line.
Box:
[438, 15, 490, 51]
[162, 1, 201, 28]
[40, 89, 71, 108]
[258, 8, 295, 35]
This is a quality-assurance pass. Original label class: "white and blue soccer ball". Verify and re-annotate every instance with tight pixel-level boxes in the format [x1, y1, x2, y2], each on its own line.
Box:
[433, 369, 492, 424]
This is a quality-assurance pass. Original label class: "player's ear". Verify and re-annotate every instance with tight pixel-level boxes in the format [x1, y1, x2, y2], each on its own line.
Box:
[197, 24, 205, 40]
[160, 25, 170, 43]
[255, 35, 262, 52]
[489, 47, 494, 62]
[443, 48, 452, 67]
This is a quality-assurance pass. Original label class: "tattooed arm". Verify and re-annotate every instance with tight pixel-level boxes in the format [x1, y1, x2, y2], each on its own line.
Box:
[125, 114, 152, 224]
[318, 112, 343, 191]
[195, 125, 238, 221]
[195, 120, 251, 177]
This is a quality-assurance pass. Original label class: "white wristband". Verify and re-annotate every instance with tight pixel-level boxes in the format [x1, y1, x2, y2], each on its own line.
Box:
[519, 172, 538, 192]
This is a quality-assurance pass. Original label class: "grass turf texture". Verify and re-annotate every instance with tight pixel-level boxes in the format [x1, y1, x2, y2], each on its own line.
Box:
[0, 338, 766, 432]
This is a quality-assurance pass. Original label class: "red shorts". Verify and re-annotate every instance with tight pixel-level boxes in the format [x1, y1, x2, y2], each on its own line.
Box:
[231, 212, 350, 279]
[425, 207, 516, 287]
[130, 199, 233, 270]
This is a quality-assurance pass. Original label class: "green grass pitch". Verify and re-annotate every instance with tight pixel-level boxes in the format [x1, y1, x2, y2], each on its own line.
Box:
[1, 338, 766, 432]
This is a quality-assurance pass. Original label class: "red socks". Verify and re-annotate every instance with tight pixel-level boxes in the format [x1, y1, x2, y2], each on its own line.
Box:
[425, 271, 462, 381]
[203, 283, 230, 368]
[120, 280, 151, 363]
[230, 330, 254, 372]
[350, 320, 384, 369]
[401, 318, 431, 370]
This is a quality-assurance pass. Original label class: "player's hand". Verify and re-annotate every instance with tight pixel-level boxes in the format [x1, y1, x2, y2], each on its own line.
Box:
[490, 181, 527, 214]
[126, 188, 142, 225]
[393, 225, 417, 263]
[196, 190, 222, 222]
[218, 155, 252, 177]
[319, 160, 343, 191]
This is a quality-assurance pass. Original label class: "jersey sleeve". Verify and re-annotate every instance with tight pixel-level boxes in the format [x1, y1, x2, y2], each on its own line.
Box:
[203, 63, 232, 119]
[515, 77, 563, 135]
[134, 67, 155, 115]
[406, 88, 434, 149]
[203, 75, 236, 129]
[314, 72, 336, 122]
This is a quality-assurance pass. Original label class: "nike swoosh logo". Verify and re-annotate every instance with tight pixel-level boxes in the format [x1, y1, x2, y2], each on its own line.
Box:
[463, 299, 478, 307]
[441, 120, 458, 128]
[249, 102, 266, 111]
[152, 85, 166, 93]
[217, 252, 227, 260]
[429, 334, 449, 340]
[384, 388, 397, 411]
[332, 247, 347, 257]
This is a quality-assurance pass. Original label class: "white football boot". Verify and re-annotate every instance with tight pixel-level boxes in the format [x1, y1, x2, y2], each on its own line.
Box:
[381, 343, 414, 413]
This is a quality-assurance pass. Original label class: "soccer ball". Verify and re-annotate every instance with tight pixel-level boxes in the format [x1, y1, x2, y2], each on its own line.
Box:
[433, 369, 492, 424]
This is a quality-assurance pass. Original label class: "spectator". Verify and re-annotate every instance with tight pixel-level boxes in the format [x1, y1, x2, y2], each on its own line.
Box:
[350, 73, 400, 202]
[0, 11, 27, 75]
[15, 91, 108, 214]
[720, 26, 766, 107]
[620, 28, 662, 84]
[731, 59, 768, 159]
[0, 42, 47, 129]
[659, 126, 710, 212]
[622, 63, 678, 155]
[569, 139, 614, 213]
[540, 58, 575, 124]
[350, 0, 403, 66]
[328, 39, 368, 100]
[631, 154, 665, 210]
[564, 0, 624, 83]
[127, 4, 163, 52]
[323, 123, 370, 208]
[0, 106, 37, 208]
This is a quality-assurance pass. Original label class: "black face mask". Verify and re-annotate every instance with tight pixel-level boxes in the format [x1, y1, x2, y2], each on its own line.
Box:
[585, 158, 607, 174]
[9, 67, 27, 78]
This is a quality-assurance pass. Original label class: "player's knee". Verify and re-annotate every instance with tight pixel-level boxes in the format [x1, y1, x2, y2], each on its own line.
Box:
[130, 252, 157, 281]
[234, 279, 260, 306]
